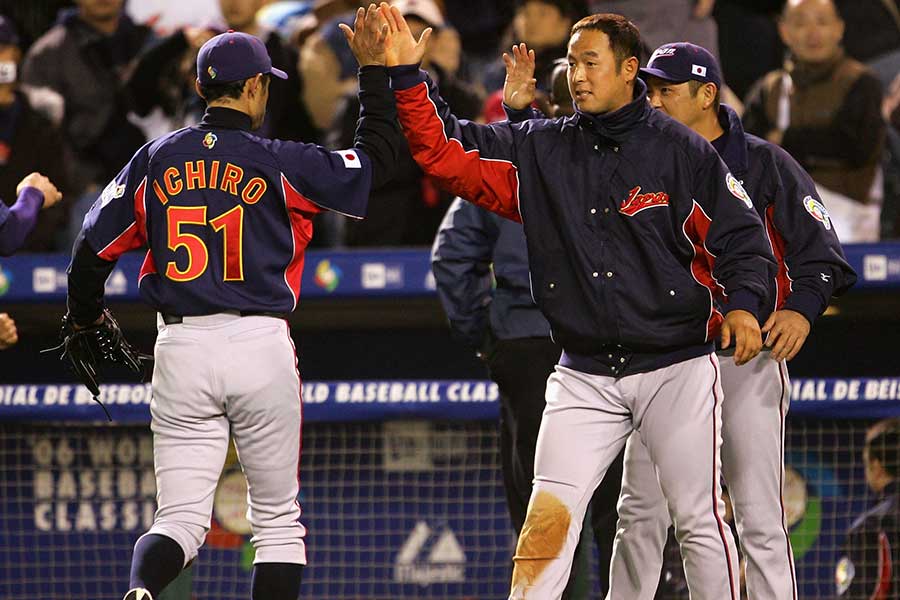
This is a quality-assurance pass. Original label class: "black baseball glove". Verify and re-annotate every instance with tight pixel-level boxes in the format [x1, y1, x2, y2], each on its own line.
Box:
[44, 308, 150, 420]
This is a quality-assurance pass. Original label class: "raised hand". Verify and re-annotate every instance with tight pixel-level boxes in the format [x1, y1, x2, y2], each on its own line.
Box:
[339, 4, 388, 67]
[503, 43, 537, 110]
[378, 2, 432, 67]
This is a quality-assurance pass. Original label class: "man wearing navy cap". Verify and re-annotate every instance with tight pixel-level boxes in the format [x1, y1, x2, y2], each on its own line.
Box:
[606, 41, 857, 599]
[63, 10, 402, 600]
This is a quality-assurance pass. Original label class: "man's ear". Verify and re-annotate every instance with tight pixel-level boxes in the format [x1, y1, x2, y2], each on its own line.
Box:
[195, 79, 204, 99]
[704, 82, 718, 110]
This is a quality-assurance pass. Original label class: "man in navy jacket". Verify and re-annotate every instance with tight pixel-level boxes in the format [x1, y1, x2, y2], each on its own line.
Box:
[372, 6, 775, 598]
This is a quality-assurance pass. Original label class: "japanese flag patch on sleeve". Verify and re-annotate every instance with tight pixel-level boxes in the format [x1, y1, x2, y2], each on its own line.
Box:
[335, 149, 362, 169]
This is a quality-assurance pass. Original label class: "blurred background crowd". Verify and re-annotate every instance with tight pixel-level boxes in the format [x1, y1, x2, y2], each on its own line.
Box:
[1, 0, 899, 251]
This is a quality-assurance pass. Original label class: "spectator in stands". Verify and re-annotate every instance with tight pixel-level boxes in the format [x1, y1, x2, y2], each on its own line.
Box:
[0, 171, 62, 255]
[589, 0, 718, 60]
[0, 14, 71, 251]
[0, 171, 63, 351]
[129, 0, 315, 143]
[432, 62, 622, 598]
[714, 0, 786, 100]
[299, 12, 359, 133]
[835, 418, 900, 599]
[743, 0, 886, 243]
[21, 0, 153, 248]
[482, 0, 582, 92]
[836, 0, 900, 87]
[331, 0, 483, 247]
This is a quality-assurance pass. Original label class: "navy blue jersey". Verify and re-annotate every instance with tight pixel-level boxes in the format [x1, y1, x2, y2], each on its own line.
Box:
[81, 108, 370, 315]
[67, 66, 400, 325]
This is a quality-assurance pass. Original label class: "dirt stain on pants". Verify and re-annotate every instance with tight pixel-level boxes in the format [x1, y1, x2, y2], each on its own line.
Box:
[510, 490, 572, 597]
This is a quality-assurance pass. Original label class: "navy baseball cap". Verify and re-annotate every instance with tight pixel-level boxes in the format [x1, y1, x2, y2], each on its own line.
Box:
[197, 31, 288, 85]
[640, 42, 721, 87]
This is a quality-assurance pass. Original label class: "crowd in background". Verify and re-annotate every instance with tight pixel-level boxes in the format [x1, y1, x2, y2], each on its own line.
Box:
[1, 0, 899, 250]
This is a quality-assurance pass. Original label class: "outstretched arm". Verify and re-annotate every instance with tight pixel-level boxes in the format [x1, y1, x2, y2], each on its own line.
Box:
[374, 3, 523, 221]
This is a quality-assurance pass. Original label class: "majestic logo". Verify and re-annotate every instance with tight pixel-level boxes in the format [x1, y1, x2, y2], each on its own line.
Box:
[619, 186, 669, 216]
[202, 132, 218, 150]
[207, 65, 217, 79]
[803, 195, 832, 230]
[726, 172, 753, 209]
[394, 521, 465, 584]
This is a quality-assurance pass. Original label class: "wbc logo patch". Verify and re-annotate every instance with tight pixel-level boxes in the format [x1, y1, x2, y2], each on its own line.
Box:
[202, 132, 217, 150]
[803, 195, 832, 230]
[726, 172, 753, 209]
[619, 186, 670, 216]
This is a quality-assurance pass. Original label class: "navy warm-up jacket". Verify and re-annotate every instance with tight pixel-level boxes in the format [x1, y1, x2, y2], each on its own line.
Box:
[386, 66, 776, 376]
[712, 104, 856, 323]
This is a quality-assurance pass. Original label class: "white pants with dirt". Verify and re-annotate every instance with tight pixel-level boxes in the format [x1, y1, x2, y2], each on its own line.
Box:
[508, 353, 739, 600]
[608, 352, 796, 600]
[141, 312, 307, 567]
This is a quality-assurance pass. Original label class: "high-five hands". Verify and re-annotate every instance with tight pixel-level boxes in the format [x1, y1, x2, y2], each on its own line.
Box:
[339, 4, 389, 67]
[503, 43, 537, 110]
[377, 2, 432, 67]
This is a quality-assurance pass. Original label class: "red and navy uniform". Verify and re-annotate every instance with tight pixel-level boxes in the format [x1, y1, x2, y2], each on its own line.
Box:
[837, 481, 899, 599]
[710, 104, 856, 324]
[386, 66, 776, 377]
[67, 66, 400, 324]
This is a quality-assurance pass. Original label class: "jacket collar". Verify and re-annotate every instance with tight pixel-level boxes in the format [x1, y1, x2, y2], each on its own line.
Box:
[199, 106, 253, 131]
[714, 104, 749, 177]
[575, 78, 650, 144]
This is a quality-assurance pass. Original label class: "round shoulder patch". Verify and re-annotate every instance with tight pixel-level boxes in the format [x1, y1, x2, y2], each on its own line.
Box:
[835, 555, 855, 595]
[726, 172, 753, 209]
[803, 195, 832, 230]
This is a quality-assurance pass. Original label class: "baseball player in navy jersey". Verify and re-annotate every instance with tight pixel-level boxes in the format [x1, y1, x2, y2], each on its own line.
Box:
[606, 43, 857, 600]
[65, 11, 400, 600]
[366, 7, 777, 599]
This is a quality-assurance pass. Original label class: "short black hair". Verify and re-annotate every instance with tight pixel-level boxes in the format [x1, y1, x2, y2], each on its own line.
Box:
[570, 13, 641, 70]
[867, 419, 900, 478]
[199, 74, 270, 104]
[687, 79, 721, 112]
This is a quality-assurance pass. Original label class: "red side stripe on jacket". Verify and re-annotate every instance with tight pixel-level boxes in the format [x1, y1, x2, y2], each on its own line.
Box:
[871, 532, 892, 600]
[395, 82, 521, 222]
[280, 174, 315, 309]
[682, 201, 723, 341]
[765, 204, 792, 311]
[97, 177, 148, 261]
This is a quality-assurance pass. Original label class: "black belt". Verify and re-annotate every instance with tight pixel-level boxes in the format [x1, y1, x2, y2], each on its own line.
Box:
[161, 311, 287, 325]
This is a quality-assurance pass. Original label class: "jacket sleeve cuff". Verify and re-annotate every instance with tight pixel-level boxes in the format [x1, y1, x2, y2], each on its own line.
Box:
[782, 289, 825, 325]
[503, 104, 538, 123]
[358, 65, 390, 92]
[725, 289, 761, 320]
[388, 64, 426, 90]
[18, 186, 46, 211]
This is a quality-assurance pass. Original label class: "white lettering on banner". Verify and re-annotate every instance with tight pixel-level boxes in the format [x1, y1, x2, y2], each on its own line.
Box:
[789, 378, 900, 402]
[394, 521, 466, 585]
[29, 433, 157, 532]
[335, 382, 442, 403]
[447, 382, 498, 402]
[302, 382, 330, 404]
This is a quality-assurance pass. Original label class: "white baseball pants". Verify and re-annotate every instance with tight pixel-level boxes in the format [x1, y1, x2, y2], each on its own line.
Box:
[509, 353, 739, 600]
[141, 313, 307, 567]
[608, 352, 796, 599]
